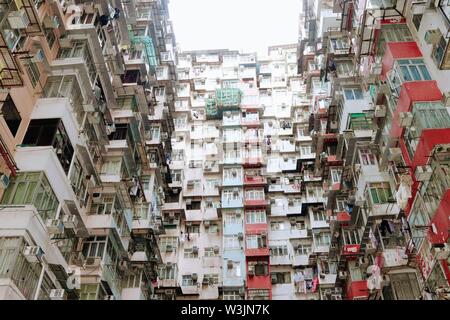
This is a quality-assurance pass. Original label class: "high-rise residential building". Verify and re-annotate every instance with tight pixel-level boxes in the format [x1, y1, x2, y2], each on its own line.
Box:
[0, 0, 448, 301]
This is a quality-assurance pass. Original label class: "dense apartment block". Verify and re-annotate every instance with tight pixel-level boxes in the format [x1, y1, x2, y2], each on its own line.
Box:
[0, 0, 449, 301]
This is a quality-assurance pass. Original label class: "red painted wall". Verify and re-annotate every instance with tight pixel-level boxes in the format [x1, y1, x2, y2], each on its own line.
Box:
[428, 189, 450, 245]
[381, 42, 422, 80]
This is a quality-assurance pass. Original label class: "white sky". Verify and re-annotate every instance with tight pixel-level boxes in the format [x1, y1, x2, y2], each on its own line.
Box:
[168, 0, 301, 56]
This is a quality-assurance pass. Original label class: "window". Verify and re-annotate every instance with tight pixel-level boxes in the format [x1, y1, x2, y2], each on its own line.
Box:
[270, 245, 288, 256]
[80, 284, 99, 300]
[348, 113, 373, 130]
[82, 236, 107, 259]
[1, 94, 21, 136]
[223, 210, 241, 223]
[412, 14, 422, 31]
[183, 248, 199, 259]
[330, 169, 342, 184]
[23, 118, 74, 174]
[186, 200, 201, 210]
[101, 159, 122, 175]
[295, 244, 311, 255]
[433, 36, 448, 68]
[25, 61, 40, 87]
[359, 149, 376, 165]
[171, 170, 182, 182]
[1, 172, 59, 221]
[134, 203, 149, 220]
[314, 233, 331, 246]
[343, 229, 360, 245]
[182, 275, 195, 286]
[160, 237, 178, 252]
[397, 59, 431, 82]
[204, 247, 219, 257]
[45, 28, 56, 48]
[246, 210, 266, 224]
[344, 88, 364, 100]
[224, 235, 240, 249]
[186, 224, 200, 234]
[336, 60, 353, 77]
[123, 271, 143, 288]
[368, 182, 393, 204]
[336, 199, 346, 212]
[271, 272, 291, 284]
[223, 290, 242, 300]
[69, 157, 88, 207]
[246, 234, 267, 249]
[207, 224, 219, 233]
[203, 274, 219, 284]
[313, 210, 327, 221]
[270, 221, 286, 231]
[249, 261, 269, 276]
[158, 264, 176, 280]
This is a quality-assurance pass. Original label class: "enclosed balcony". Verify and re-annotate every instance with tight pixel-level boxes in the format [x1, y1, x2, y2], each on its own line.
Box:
[221, 188, 243, 208]
[222, 167, 243, 187]
[243, 169, 266, 186]
[244, 189, 267, 207]
[245, 234, 270, 256]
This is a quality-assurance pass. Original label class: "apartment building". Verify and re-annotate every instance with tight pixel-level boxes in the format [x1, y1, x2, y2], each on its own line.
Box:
[0, 0, 176, 300]
[309, 0, 450, 300]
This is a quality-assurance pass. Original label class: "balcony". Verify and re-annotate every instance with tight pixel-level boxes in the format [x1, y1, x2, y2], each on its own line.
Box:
[246, 247, 270, 257]
[221, 193, 244, 209]
[241, 113, 260, 127]
[244, 175, 266, 186]
[85, 213, 131, 251]
[0, 205, 68, 269]
[318, 273, 337, 286]
[292, 254, 309, 266]
[222, 174, 243, 187]
[180, 284, 200, 295]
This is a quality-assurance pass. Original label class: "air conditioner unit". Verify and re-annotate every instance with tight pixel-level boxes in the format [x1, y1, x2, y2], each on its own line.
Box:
[104, 295, 115, 300]
[329, 121, 338, 130]
[106, 124, 116, 135]
[202, 277, 210, 285]
[168, 212, 175, 219]
[388, 148, 402, 161]
[213, 245, 220, 254]
[331, 294, 342, 300]
[63, 215, 79, 229]
[23, 246, 44, 263]
[192, 246, 199, 254]
[374, 104, 386, 117]
[191, 273, 198, 282]
[49, 289, 67, 300]
[165, 245, 173, 252]
[46, 219, 65, 234]
[414, 165, 433, 182]
[227, 260, 234, 269]
[424, 29, 443, 45]
[85, 257, 102, 267]
[187, 180, 194, 188]
[338, 271, 347, 279]
[399, 112, 413, 127]
[0, 173, 10, 189]
[248, 265, 255, 276]
[7, 10, 30, 29]
[238, 232, 244, 241]
[203, 220, 210, 228]
[92, 192, 102, 203]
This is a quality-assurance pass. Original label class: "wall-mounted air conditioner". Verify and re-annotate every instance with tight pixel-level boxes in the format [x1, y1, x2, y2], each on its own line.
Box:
[399, 112, 413, 127]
